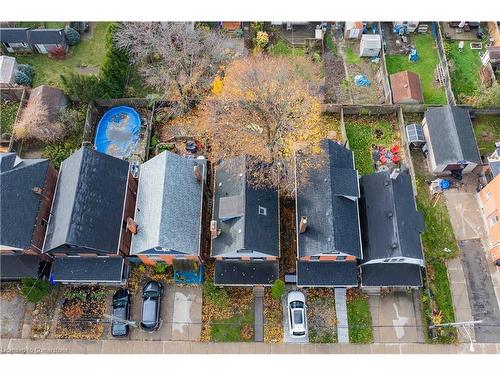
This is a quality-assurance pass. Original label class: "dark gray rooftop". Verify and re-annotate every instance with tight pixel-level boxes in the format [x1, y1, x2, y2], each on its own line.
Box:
[131, 151, 207, 256]
[51, 256, 124, 282]
[214, 260, 279, 285]
[424, 106, 481, 166]
[29, 29, 66, 44]
[0, 28, 30, 43]
[43, 147, 129, 254]
[296, 261, 358, 287]
[360, 263, 423, 287]
[211, 155, 279, 258]
[359, 170, 425, 261]
[0, 255, 41, 281]
[0, 153, 49, 250]
[295, 139, 362, 258]
[490, 160, 500, 178]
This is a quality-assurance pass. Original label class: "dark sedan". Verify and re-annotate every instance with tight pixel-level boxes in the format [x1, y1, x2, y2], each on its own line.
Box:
[111, 289, 131, 337]
[141, 281, 163, 331]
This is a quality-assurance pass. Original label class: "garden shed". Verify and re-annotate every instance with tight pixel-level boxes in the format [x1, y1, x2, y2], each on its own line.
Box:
[359, 34, 382, 57]
[0, 55, 17, 87]
[390, 70, 424, 104]
[344, 21, 364, 39]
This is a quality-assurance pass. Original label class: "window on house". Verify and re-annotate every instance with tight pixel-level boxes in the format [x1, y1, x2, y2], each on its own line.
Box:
[310, 256, 320, 261]
[336, 256, 346, 261]
[490, 215, 499, 226]
[258, 205, 267, 216]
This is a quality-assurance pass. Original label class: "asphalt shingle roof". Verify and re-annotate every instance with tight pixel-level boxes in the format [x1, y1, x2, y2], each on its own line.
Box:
[359, 170, 424, 261]
[214, 260, 279, 285]
[43, 147, 129, 254]
[360, 263, 423, 287]
[424, 106, 481, 166]
[0, 255, 41, 280]
[0, 28, 30, 43]
[28, 29, 66, 44]
[295, 140, 362, 258]
[51, 256, 124, 282]
[296, 261, 358, 287]
[131, 151, 206, 256]
[211, 156, 279, 258]
[0, 153, 49, 250]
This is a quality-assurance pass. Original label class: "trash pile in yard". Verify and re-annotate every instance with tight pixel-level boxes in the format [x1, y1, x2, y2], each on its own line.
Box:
[55, 286, 108, 339]
[372, 144, 401, 171]
[354, 74, 371, 87]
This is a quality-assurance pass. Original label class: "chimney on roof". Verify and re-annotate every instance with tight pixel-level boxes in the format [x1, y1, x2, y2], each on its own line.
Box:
[194, 164, 202, 182]
[299, 216, 308, 234]
[210, 220, 221, 239]
[127, 217, 138, 235]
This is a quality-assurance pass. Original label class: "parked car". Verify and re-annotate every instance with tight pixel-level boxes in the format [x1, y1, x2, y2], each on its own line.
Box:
[287, 291, 307, 337]
[111, 289, 131, 337]
[141, 281, 163, 331]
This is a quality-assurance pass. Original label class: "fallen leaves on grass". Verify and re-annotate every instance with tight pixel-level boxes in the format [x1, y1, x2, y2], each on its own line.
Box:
[307, 288, 337, 343]
[263, 288, 283, 343]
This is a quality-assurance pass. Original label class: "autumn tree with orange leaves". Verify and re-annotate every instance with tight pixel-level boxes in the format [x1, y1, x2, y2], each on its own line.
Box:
[199, 55, 329, 193]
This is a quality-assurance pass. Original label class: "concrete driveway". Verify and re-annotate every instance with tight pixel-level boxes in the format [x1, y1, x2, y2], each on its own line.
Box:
[368, 292, 420, 343]
[444, 190, 486, 241]
[107, 284, 202, 341]
[459, 239, 500, 342]
[0, 292, 27, 339]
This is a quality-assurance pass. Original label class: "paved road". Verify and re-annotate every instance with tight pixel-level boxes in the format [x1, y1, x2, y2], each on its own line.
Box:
[459, 239, 500, 342]
[2, 338, 500, 354]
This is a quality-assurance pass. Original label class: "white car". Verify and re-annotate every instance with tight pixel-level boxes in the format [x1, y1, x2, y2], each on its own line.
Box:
[287, 291, 307, 337]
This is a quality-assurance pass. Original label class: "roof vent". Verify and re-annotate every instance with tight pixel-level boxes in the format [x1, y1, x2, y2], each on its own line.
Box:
[127, 217, 138, 235]
[391, 243, 398, 249]
[32, 186, 43, 195]
[387, 211, 393, 218]
[299, 216, 308, 234]
[210, 220, 221, 239]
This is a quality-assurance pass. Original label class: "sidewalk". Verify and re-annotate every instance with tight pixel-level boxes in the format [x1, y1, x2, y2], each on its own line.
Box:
[2, 338, 500, 354]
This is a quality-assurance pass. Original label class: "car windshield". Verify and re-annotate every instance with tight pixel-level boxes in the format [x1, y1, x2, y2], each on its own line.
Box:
[143, 290, 159, 298]
[290, 301, 304, 309]
[114, 300, 127, 308]
[293, 310, 303, 324]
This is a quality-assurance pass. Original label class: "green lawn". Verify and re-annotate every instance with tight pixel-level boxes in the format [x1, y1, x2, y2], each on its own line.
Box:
[413, 151, 458, 343]
[473, 115, 500, 156]
[0, 100, 20, 136]
[445, 40, 484, 101]
[210, 309, 254, 342]
[344, 116, 399, 175]
[15, 22, 111, 88]
[344, 43, 362, 65]
[268, 40, 306, 57]
[347, 292, 373, 344]
[386, 34, 447, 104]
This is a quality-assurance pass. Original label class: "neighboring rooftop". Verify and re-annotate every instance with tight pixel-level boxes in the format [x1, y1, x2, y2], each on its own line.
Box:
[0, 27, 30, 43]
[0, 153, 49, 250]
[43, 147, 129, 254]
[295, 139, 362, 258]
[424, 105, 481, 165]
[28, 28, 65, 44]
[488, 142, 500, 178]
[211, 155, 279, 258]
[359, 170, 424, 261]
[390, 70, 424, 104]
[131, 151, 207, 256]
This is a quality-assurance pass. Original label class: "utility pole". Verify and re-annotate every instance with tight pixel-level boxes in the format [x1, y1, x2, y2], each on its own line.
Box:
[430, 320, 482, 352]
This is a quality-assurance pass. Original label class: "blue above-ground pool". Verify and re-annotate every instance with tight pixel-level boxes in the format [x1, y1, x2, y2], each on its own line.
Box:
[94, 106, 141, 159]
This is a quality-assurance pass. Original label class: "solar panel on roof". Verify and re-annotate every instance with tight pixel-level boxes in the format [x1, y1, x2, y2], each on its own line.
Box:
[406, 124, 425, 143]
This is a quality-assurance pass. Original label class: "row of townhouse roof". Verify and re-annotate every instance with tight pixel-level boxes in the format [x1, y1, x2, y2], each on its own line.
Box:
[0, 27, 68, 54]
[0, 104, 487, 290]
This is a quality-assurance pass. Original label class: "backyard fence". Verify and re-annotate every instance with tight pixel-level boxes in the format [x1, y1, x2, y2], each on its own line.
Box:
[435, 22, 457, 106]
[0, 87, 25, 101]
[378, 22, 393, 105]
